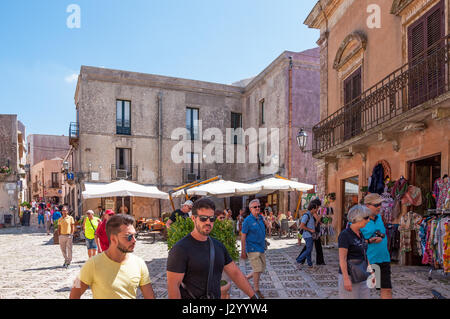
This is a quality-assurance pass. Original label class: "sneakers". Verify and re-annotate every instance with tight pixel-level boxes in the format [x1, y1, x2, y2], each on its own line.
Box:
[63, 262, 70, 269]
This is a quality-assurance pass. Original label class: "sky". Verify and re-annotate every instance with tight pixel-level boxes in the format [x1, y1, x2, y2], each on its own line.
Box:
[0, 0, 319, 137]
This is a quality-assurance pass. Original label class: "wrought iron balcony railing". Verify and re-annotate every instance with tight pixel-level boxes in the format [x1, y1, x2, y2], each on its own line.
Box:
[69, 122, 79, 141]
[313, 35, 450, 155]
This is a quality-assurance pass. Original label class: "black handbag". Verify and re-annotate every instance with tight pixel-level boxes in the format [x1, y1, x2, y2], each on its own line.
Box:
[346, 238, 371, 283]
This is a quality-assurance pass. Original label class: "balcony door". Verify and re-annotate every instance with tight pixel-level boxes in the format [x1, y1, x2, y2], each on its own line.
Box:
[408, 0, 445, 108]
[344, 68, 362, 141]
[116, 148, 131, 180]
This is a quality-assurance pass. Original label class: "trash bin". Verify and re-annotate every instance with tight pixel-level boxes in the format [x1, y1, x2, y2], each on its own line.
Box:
[23, 211, 31, 226]
[3, 214, 12, 226]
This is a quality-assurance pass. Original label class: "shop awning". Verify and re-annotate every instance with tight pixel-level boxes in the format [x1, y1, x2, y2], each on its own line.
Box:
[250, 177, 314, 194]
[82, 180, 169, 200]
[171, 179, 262, 198]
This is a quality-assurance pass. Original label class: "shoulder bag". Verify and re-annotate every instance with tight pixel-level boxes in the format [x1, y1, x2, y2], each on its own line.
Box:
[346, 233, 371, 283]
[181, 236, 216, 299]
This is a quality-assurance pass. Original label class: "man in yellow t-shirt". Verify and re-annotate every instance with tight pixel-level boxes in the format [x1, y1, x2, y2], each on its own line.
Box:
[83, 210, 101, 259]
[69, 214, 155, 299]
[58, 206, 75, 269]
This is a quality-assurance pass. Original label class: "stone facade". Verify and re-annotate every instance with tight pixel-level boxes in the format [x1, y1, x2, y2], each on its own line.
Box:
[69, 48, 320, 218]
[305, 0, 450, 238]
[0, 115, 26, 226]
[30, 158, 65, 204]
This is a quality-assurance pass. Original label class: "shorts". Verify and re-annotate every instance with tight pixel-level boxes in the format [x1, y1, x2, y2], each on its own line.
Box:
[374, 262, 392, 289]
[85, 238, 97, 250]
[38, 215, 44, 224]
[247, 252, 266, 273]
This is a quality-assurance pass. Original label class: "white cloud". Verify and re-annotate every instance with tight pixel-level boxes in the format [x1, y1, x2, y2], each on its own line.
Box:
[64, 73, 78, 83]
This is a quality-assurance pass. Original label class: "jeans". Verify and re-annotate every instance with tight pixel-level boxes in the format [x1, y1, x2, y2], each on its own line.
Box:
[298, 237, 325, 265]
[296, 237, 314, 266]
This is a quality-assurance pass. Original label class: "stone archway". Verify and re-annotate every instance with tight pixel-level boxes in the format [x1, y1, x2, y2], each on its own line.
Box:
[333, 31, 367, 70]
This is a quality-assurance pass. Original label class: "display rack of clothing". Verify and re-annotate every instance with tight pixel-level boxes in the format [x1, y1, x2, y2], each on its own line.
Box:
[399, 211, 422, 265]
[318, 206, 335, 248]
[420, 209, 450, 279]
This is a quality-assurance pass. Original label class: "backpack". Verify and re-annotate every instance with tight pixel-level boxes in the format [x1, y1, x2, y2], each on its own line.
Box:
[299, 212, 311, 235]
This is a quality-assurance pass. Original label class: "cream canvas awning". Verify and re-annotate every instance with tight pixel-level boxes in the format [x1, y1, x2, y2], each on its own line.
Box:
[250, 177, 314, 195]
[82, 180, 169, 200]
[172, 179, 262, 198]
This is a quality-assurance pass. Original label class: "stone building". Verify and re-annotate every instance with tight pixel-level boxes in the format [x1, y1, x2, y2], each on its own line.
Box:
[67, 48, 320, 219]
[305, 0, 450, 237]
[26, 134, 70, 202]
[30, 158, 65, 204]
[0, 115, 27, 226]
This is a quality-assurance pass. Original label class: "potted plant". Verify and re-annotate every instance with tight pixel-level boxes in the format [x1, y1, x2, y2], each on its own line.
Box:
[167, 215, 239, 299]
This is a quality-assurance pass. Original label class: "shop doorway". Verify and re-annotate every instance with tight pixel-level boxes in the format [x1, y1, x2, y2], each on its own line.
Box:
[408, 154, 441, 214]
[116, 196, 131, 215]
[341, 176, 359, 230]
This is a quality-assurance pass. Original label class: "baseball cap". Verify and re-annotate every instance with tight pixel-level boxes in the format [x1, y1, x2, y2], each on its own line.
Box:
[86, 210, 94, 215]
[183, 200, 194, 207]
[364, 193, 384, 205]
[104, 209, 115, 216]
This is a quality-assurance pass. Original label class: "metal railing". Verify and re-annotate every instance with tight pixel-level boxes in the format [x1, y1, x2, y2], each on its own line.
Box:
[111, 165, 138, 181]
[313, 35, 450, 155]
[182, 168, 207, 184]
[69, 122, 79, 140]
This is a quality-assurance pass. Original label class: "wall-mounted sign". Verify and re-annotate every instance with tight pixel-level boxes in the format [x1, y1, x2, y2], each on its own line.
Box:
[91, 172, 99, 181]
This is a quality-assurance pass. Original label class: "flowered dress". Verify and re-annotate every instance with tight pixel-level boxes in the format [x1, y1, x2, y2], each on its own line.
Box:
[436, 179, 450, 209]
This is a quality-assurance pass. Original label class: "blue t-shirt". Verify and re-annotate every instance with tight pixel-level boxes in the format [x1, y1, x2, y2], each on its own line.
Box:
[241, 214, 266, 253]
[300, 211, 316, 239]
[52, 211, 62, 222]
[360, 215, 390, 264]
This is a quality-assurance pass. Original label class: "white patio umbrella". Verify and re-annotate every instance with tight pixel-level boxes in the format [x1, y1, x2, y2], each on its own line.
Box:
[82, 179, 169, 200]
[250, 177, 314, 194]
[172, 179, 262, 198]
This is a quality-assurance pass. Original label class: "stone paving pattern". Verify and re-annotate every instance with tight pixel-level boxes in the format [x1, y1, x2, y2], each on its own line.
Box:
[0, 214, 449, 299]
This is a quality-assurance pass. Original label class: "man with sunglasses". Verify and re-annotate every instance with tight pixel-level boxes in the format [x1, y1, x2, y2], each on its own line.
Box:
[361, 193, 392, 299]
[167, 198, 257, 299]
[241, 199, 269, 299]
[70, 214, 155, 299]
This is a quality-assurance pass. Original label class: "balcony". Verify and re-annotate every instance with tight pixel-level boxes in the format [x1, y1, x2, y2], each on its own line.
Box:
[111, 165, 138, 181]
[313, 35, 450, 157]
[182, 168, 207, 184]
[69, 122, 79, 146]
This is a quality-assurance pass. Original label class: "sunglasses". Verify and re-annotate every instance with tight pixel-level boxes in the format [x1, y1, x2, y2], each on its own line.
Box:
[197, 215, 216, 223]
[251, 206, 261, 209]
[122, 233, 138, 242]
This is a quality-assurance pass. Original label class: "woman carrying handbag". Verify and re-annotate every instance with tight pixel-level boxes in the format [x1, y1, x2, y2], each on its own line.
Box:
[338, 205, 372, 299]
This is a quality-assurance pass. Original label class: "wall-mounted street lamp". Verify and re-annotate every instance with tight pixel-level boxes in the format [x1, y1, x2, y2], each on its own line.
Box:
[296, 128, 313, 153]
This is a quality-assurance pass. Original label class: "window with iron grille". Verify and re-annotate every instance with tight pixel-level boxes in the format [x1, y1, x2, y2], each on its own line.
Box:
[116, 100, 131, 135]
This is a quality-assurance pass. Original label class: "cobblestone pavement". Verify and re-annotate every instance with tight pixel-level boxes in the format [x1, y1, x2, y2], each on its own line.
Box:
[0, 215, 449, 299]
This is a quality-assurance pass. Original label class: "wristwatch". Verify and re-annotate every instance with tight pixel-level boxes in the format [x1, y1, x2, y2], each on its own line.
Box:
[250, 294, 259, 299]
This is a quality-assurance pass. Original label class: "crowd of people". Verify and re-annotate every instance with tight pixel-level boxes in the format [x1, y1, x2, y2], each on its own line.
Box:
[27, 193, 393, 300]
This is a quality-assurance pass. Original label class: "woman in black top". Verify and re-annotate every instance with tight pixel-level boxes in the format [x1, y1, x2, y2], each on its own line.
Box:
[338, 204, 371, 299]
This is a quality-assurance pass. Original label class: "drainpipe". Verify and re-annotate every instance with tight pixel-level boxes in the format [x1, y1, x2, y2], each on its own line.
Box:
[288, 56, 293, 211]
[158, 92, 163, 217]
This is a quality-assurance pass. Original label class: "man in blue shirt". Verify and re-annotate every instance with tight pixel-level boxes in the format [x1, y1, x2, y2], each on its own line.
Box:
[241, 199, 268, 299]
[296, 202, 319, 267]
[361, 193, 392, 299]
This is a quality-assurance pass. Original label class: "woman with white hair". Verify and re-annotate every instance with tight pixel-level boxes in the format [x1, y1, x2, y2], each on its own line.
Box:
[338, 204, 371, 299]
